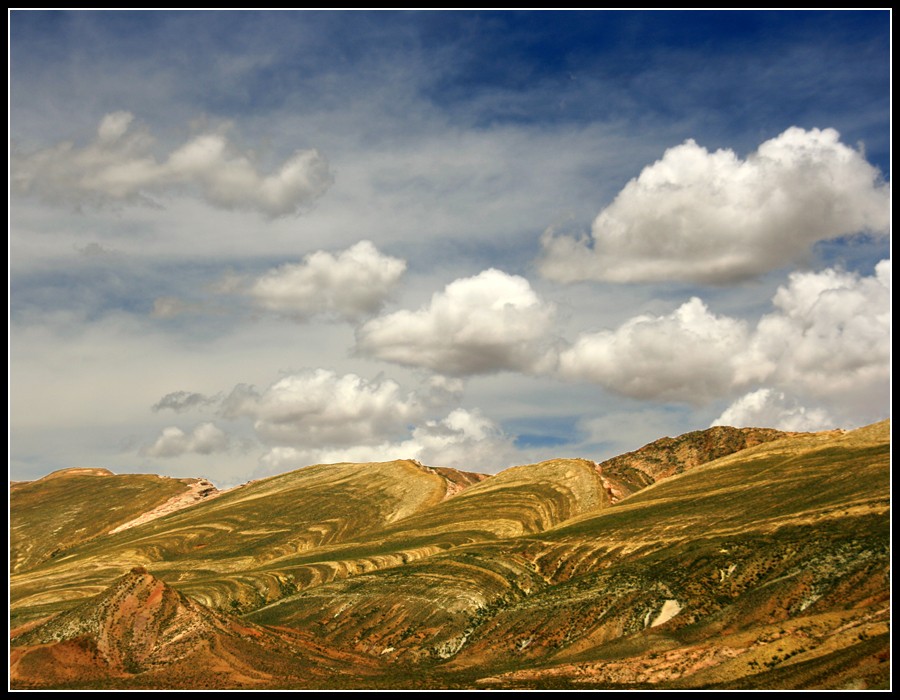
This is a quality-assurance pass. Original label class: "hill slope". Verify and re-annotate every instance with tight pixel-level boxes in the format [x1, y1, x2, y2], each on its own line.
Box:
[9, 421, 890, 689]
[10, 460, 483, 624]
[10, 469, 208, 574]
[249, 423, 889, 688]
[596, 426, 793, 501]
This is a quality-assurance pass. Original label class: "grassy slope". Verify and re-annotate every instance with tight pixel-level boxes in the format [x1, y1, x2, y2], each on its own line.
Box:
[10, 459, 453, 624]
[246, 458, 608, 654]
[10, 469, 193, 574]
[241, 423, 888, 688]
[9, 422, 890, 688]
[437, 422, 890, 686]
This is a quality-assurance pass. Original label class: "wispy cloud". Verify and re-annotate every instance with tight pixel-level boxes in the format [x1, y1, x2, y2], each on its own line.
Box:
[12, 111, 333, 217]
[219, 369, 426, 448]
[152, 391, 219, 413]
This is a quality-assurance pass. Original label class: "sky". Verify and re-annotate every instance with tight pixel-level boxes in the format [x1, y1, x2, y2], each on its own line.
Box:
[9, 10, 891, 487]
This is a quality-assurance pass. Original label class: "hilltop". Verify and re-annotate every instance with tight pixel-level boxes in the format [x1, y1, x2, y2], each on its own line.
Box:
[9, 422, 890, 689]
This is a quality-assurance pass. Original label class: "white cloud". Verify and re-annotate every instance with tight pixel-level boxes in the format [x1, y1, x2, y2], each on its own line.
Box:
[540, 127, 890, 284]
[247, 240, 406, 321]
[144, 422, 230, 458]
[12, 111, 332, 217]
[711, 388, 834, 432]
[559, 297, 749, 403]
[259, 408, 517, 472]
[735, 260, 890, 422]
[356, 268, 556, 375]
[220, 369, 424, 447]
[557, 260, 891, 425]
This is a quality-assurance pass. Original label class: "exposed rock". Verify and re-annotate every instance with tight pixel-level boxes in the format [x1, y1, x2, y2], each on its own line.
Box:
[109, 478, 220, 534]
[596, 426, 795, 502]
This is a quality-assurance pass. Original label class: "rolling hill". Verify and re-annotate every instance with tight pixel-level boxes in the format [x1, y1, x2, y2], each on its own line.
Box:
[9, 422, 890, 689]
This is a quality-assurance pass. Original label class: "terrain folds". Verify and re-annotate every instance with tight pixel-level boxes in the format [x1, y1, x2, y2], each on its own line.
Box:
[9, 422, 890, 689]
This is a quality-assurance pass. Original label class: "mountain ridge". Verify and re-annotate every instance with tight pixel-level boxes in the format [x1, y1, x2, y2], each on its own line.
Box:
[9, 421, 890, 689]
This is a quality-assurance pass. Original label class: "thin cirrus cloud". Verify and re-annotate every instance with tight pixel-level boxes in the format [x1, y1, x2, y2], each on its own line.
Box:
[219, 369, 426, 448]
[12, 111, 333, 217]
[143, 422, 230, 458]
[247, 241, 407, 321]
[259, 408, 517, 473]
[540, 127, 890, 284]
[356, 268, 556, 376]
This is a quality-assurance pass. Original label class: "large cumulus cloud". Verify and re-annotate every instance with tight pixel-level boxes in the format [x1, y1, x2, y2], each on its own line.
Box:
[559, 297, 750, 403]
[540, 127, 889, 284]
[356, 268, 556, 375]
[12, 111, 332, 217]
[248, 241, 406, 321]
[557, 260, 890, 429]
[728, 259, 891, 426]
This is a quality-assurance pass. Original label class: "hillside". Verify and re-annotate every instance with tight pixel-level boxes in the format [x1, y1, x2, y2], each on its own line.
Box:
[9, 421, 890, 689]
[10, 469, 210, 574]
[10, 567, 380, 689]
[596, 426, 793, 501]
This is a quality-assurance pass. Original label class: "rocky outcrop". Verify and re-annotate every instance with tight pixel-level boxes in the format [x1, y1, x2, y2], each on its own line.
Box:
[109, 479, 219, 534]
[596, 426, 795, 502]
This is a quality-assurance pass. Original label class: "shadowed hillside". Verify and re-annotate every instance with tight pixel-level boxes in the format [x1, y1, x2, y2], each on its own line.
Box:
[9, 421, 890, 689]
[10, 567, 380, 689]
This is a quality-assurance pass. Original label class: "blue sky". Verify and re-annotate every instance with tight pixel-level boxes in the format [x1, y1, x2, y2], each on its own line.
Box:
[10, 11, 890, 486]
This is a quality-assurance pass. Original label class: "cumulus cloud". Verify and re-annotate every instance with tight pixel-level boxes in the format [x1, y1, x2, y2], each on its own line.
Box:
[356, 268, 556, 375]
[559, 297, 750, 403]
[219, 369, 424, 447]
[12, 111, 332, 216]
[259, 408, 517, 472]
[247, 241, 407, 320]
[152, 391, 219, 413]
[557, 260, 890, 427]
[143, 422, 230, 458]
[711, 388, 834, 432]
[734, 260, 890, 421]
[540, 127, 890, 284]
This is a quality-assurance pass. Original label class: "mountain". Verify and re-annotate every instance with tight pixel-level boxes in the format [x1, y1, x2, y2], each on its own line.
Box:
[10, 567, 378, 689]
[9, 422, 890, 689]
[596, 425, 792, 501]
[10, 468, 215, 574]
